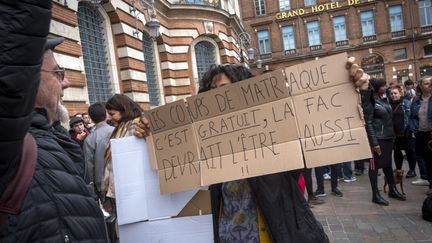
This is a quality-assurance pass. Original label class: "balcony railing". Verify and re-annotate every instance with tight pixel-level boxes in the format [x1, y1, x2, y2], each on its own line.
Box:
[175, 0, 221, 8]
[363, 35, 377, 42]
[310, 44, 322, 51]
[260, 53, 272, 59]
[335, 40, 349, 47]
[284, 49, 296, 56]
[421, 25, 432, 34]
[391, 30, 405, 38]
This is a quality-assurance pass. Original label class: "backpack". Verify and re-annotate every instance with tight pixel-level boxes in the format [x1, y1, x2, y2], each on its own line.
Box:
[422, 195, 432, 222]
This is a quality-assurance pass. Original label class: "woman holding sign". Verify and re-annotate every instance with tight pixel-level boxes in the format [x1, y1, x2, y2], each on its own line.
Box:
[135, 58, 369, 243]
[361, 78, 406, 206]
[199, 64, 328, 243]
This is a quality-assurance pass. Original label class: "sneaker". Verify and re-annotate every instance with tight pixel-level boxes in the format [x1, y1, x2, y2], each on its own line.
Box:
[412, 178, 430, 186]
[308, 196, 325, 205]
[406, 170, 416, 179]
[323, 173, 331, 180]
[343, 176, 357, 183]
[314, 190, 327, 197]
[332, 188, 343, 197]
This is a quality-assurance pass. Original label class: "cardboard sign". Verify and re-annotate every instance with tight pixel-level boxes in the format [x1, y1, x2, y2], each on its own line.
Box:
[146, 52, 371, 194]
[288, 53, 371, 167]
[186, 69, 304, 186]
[145, 100, 201, 194]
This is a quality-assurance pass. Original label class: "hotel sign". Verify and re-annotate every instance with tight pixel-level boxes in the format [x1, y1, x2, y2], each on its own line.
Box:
[276, 0, 374, 20]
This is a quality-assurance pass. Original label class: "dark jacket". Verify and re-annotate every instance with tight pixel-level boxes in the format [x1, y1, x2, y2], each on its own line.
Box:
[360, 89, 395, 147]
[210, 172, 328, 243]
[390, 98, 411, 137]
[0, 110, 108, 243]
[0, 0, 51, 213]
[410, 95, 432, 131]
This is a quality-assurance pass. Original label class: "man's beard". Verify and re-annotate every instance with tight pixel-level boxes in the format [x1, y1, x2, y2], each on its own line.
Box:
[56, 101, 69, 124]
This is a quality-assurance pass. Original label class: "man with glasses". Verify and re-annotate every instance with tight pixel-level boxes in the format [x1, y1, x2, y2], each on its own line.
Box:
[0, 1, 108, 242]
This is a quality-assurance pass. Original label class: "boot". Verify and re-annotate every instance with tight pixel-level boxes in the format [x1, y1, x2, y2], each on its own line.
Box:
[372, 191, 389, 206]
[388, 184, 406, 201]
[369, 169, 389, 206]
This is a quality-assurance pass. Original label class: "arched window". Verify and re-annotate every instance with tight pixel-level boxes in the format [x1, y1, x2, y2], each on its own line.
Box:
[361, 54, 385, 79]
[78, 2, 112, 104]
[143, 33, 160, 106]
[195, 41, 216, 82]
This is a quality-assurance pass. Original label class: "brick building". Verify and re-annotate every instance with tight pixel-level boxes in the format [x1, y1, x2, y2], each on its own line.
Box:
[50, 0, 245, 115]
[240, 0, 432, 84]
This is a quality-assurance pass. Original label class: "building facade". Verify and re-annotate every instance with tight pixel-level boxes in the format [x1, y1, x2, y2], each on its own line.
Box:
[240, 0, 432, 84]
[51, 0, 245, 115]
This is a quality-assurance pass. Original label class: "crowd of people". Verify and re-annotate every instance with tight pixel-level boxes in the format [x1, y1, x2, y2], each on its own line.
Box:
[1, 1, 432, 243]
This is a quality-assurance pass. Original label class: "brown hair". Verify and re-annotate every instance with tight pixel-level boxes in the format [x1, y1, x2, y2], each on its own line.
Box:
[105, 94, 143, 123]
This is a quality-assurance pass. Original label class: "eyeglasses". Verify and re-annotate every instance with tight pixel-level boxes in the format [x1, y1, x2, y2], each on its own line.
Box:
[41, 67, 65, 81]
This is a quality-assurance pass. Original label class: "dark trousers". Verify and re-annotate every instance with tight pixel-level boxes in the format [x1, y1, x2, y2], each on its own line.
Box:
[315, 164, 340, 192]
[302, 168, 314, 197]
[393, 136, 416, 170]
[415, 131, 432, 188]
[354, 159, 367, 172]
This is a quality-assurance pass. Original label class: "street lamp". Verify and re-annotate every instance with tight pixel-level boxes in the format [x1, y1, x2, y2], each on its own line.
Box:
[238, 32, 262, 68]
[130, 0, 161, 39]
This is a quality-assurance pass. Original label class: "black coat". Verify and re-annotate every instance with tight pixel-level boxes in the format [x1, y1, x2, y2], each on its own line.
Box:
[0, 110, 108, 243]
[0, 0, 50, 202]
[360, 89, 395, 147]
[210, 172, 328, 243]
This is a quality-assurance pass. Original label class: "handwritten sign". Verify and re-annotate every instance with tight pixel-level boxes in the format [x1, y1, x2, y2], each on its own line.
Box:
[146, 52, 371, 194]
[146, 100, 201, 194]
[187, 71, 303, 185]
[286, 53, 371, 167]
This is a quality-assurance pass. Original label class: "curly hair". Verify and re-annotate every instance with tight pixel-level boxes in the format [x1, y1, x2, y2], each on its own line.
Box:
[198, 64, 253, 93]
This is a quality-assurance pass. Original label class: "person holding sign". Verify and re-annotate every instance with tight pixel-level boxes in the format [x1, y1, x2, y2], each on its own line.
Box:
[361, 78, 406, 205]
[198, 64, 328, 243]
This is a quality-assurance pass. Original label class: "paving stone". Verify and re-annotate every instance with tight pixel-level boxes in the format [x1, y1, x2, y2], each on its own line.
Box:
[391, 228, 409, 237]
[329, 224, 344, 231]
[332, 231, 347, 239]
[333, 239, 350, 243]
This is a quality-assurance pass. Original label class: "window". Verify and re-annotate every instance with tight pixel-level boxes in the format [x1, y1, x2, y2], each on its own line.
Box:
[361, 54, 385, 79]
[307, 21, 321, 46]
[281, 26, 295, 50]
[419, 0, 432, 26]
[394, 48, 407, 60]
[279, 0, 290, 11]
[360, 10, 375, 36]
[304, 0, 316, 6]
[424, 44, 432, 56]
[195, 41, 216, 82]
[333, 16, 347, 41]
[389, 5, 404, 32]
[255, 0, 266, 15]
[78, 3, 112, 104]
[143, 33, 160, 106]
[258, 30, 271, 54]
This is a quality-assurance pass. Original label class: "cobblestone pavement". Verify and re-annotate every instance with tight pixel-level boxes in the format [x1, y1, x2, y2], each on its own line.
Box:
[310, 166, 432, 243]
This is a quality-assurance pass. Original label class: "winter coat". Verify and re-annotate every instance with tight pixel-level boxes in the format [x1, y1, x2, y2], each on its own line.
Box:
[210, 172, 329, 243]
[360, 89, 395, 147]
[0, 109, 108, 243]
[410, 95, 432, 131]
[0, 0, 51, 212]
